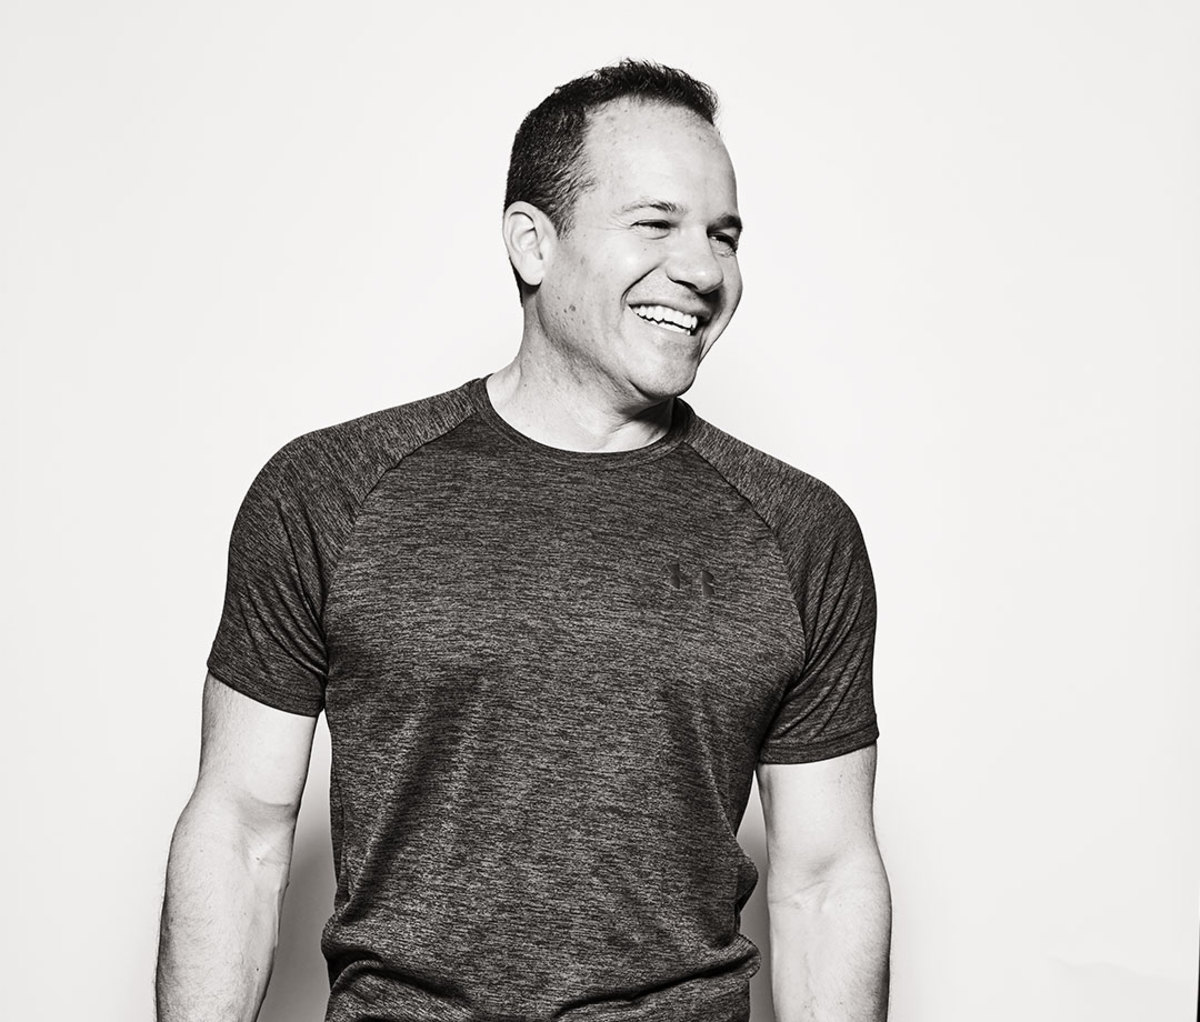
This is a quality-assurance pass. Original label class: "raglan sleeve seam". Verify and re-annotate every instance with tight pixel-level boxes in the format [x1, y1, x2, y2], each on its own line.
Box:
[680, 438, 811, 667]
[681, 434, 879, 765]
[319, 404, 483, 627]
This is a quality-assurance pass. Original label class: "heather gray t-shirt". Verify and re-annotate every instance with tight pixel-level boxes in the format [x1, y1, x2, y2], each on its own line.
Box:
[208, 376, 879, 1022]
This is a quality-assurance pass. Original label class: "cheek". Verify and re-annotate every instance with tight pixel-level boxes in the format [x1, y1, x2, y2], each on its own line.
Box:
[722, 263, 744, 311]
[543, 277, 596, 343]
[562, 262, 614, 322]
[616, 244, 655, 280]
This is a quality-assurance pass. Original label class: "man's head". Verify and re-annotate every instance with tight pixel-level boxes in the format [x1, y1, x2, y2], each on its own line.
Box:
[503, 60, 744, 405]
[505, 60, 720, 241]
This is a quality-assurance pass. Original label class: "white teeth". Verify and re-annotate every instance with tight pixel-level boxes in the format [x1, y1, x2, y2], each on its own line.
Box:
[631, 304, 700, 333]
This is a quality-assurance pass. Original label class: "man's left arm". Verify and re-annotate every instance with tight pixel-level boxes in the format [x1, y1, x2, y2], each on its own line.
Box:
[757, 743, 891, 1022]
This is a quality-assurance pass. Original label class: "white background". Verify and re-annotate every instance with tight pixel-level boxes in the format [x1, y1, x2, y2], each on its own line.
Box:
[3, 2, 1197, 1019]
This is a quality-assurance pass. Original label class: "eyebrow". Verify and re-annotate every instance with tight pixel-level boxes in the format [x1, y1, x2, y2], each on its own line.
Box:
[618, 199, 682, 216]
[618, 198, 743, 233]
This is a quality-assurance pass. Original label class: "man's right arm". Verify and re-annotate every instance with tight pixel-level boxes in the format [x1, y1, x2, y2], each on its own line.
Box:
[157, 672, 318, 1022]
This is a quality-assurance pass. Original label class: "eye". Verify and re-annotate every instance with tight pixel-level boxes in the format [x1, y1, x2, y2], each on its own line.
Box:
[633, 220, 672, 236]
[711, 232, 740, 254]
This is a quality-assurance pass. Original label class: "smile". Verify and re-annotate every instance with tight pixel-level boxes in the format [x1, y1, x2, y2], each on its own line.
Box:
[630, 304, 700, 335]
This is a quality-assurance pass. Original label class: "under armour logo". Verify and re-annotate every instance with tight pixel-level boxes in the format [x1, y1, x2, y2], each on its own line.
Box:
[668, 562, 715, 599]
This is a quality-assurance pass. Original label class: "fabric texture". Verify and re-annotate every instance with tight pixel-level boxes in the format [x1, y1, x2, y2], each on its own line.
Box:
[207, 376, 879, 1022]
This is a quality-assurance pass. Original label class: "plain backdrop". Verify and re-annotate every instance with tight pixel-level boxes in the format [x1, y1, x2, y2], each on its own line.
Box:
[3, 2, 1197, 1020]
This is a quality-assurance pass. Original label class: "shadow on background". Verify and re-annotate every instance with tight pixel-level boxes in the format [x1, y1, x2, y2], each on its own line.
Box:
[257, 767, 335, 1022]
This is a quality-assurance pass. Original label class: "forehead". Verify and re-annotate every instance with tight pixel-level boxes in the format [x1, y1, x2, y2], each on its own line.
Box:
[580, 100, 737, 210]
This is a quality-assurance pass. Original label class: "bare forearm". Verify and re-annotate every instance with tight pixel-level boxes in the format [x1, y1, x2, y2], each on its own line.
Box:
[768, 861, 891, 1022]
[156, 793, 295, 1022]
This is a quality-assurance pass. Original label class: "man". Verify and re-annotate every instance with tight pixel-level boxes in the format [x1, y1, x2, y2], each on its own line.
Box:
[157, 60, 891, 1022]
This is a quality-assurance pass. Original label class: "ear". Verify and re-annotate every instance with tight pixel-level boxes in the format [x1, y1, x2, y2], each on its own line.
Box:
[502, 201, 556, 288]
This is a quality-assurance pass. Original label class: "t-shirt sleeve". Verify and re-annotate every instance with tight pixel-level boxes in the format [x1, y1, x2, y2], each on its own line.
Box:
[757, 485, 879, 763]
[206, 440, 330, 716]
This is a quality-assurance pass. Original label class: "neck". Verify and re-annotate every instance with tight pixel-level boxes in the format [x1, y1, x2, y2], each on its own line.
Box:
[487, 342, 674, 454]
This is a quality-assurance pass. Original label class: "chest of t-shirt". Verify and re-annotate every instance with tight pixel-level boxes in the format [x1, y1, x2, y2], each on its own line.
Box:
[322, 441, 801, 771]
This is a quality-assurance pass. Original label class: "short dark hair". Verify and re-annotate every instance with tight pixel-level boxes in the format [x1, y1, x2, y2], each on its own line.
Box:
[504, 59, 719, 294]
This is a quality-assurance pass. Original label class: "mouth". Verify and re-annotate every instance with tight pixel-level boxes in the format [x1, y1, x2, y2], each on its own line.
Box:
[630, 303, 703, 336]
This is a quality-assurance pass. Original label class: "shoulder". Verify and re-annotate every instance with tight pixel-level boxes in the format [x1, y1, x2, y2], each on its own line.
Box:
[683, 410, 865, 546]
[246, 380, 480, 507]
[683, 409, 877, 640]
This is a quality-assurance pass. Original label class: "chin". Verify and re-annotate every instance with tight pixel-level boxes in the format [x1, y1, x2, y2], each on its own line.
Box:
[630, 362, 701, 403]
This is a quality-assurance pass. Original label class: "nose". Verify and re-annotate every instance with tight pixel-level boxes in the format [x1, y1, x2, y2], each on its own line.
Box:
[665, 228, 725, 295]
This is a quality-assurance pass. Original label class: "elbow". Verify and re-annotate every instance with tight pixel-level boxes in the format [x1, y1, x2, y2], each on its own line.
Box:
[767, 847, 891, 916]
[172, 786, 300, 880]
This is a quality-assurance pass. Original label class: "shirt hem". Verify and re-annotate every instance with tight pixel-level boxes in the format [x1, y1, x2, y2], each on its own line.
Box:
[756, 722, 879, 764]
[205, 654, 324, 717]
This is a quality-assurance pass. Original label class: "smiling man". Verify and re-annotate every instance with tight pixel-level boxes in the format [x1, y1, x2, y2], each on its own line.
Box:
[157, 61, 891, 1022]
[496, 92, 742, 427]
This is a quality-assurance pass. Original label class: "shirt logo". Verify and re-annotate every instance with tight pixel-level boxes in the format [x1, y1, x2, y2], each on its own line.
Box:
[668, 562, 715, 599]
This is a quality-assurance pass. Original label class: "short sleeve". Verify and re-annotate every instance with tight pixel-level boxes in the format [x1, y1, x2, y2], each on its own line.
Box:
[757, 489, 879, 763]
[206, 441, 329, 716]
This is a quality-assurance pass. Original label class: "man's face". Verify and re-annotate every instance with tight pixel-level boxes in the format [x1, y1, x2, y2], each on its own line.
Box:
[532, 99, 743, 406]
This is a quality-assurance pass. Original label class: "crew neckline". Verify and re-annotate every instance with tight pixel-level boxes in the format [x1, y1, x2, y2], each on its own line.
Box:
[466, 375, 694, 469]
